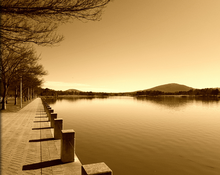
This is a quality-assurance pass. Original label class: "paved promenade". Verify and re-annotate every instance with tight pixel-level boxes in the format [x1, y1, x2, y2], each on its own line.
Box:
[1, 98, 81, 175]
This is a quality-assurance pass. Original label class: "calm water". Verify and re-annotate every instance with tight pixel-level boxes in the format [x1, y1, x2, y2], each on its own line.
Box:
[46, 96, 220, 175]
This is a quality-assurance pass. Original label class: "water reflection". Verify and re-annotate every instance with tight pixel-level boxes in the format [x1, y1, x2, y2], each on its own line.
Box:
[45, 96, 219, 109]
[45, 95, 220, 175]
[44, 96, 109, 104]
[195, 96, 220, 104]
[134, 96, 219, 109]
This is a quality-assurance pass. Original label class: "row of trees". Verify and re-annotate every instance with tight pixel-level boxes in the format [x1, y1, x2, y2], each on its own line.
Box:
[1, 46, 47, 109]
[38, 88, 220, 98]
[136, 88, 220, 96]
[40, 88, 109, 96]
[187, 88, 219, 96]
[1, 0, 111, 109]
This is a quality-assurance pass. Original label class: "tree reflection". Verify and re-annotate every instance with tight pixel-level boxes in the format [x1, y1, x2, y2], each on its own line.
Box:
[44, 96, 109, 104]
[135, 96, 219, 109]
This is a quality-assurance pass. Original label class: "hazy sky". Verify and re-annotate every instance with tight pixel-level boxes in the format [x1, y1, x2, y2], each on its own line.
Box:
[36, 0, 220, 92]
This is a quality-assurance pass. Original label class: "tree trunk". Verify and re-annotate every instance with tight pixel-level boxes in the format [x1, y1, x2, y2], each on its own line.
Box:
[2, 84, 8, 110]
[28, 87, 29, 101]
[14, 87, 18, 105]
[33, 88, 34, 99]
[2, 96, 7, 110]
[20, 76, 22, 108]
[30, 88, 32, 100]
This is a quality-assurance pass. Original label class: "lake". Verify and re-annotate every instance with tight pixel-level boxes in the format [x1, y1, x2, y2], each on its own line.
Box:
[46, 96, 220, 175]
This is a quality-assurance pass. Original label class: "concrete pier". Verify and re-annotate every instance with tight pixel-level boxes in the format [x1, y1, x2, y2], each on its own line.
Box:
[51, 113, 57, 128]
[1, 98, 81, 175]
[48, 109, 54, 121]
[82, 162, 113, 175]
[54, 118, 63, 139]
[61, 129, 75, 163]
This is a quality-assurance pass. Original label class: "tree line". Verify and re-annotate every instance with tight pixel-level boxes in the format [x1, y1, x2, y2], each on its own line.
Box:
[34, 87, 220, 98]
[1, 0, 111, 110]
[40, 88, 109, 96]
[136, 88, 220, 97]
[1, 46, 47, 109]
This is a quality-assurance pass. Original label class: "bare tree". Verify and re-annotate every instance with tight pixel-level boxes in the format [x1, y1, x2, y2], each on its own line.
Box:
[1, 46, 47, 109]
[0, 0, 110, 108]
[11, 64, 46, 105]
[21, 75, 44, 102]
[1, 0, 111, 50]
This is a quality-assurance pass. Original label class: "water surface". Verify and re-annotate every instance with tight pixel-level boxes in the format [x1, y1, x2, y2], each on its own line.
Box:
[47, 96, 220, 175]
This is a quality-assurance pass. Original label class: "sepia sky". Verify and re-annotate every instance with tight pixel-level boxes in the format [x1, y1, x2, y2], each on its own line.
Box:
[36, 0, 220, 92]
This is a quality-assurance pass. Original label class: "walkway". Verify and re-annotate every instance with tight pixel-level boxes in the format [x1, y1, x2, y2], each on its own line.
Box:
[1, 98, 81, 175]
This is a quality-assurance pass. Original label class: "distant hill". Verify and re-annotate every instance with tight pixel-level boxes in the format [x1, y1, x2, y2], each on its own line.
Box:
[65, 89, 82, 93]
[144, 83, 193, 93]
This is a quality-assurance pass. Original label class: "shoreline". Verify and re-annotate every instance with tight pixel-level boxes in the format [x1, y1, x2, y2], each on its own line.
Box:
[41, 94, 110, 98]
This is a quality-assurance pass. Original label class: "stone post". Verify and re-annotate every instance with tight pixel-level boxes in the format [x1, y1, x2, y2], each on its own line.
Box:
[54, 119, 63, 139]
[43, 102, 48, 108]
[43, 103, 46, 110]
[48, 109, 54, 121]
[46, 106, 51, 117]
[42, 101, 48, 109]
[61, 129, 75, 163]
[50, 113, 57, 128]
[81, 162, 113, 175]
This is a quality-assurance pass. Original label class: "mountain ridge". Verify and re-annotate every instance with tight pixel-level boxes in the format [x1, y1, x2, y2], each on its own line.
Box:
[65, 89, 82, 92]
[143, 83, 193, 93]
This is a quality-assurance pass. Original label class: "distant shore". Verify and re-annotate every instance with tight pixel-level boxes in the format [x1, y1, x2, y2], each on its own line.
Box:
[41, 94, 220, 98]
[41, 94, 110, 98]
[135, 94, 220, 99]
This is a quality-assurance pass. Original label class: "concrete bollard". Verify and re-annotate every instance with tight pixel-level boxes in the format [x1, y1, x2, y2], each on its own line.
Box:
[81, 162, 113, 175]
[46, 107, 51, 117]
[45, 104, 49, 110]
[61, 129, 75, 163]
[48, 109, 54, 121]
[43, 103, 47, 111]
[54, 118, 63, 139]
[50, 113, 57, 128]
[41, 99, 49, 113]
[45, 103, 50, 108]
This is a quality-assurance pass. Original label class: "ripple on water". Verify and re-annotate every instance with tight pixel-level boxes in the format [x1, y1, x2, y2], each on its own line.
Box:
[48, 97, 220, 175]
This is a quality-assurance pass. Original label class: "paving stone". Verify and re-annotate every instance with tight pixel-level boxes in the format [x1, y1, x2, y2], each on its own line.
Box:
[1, 98, 82, 175]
